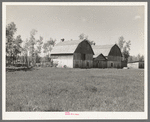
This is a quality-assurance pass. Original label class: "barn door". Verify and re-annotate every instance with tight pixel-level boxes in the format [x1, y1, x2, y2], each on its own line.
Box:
[87, 62, 89, 68]
[111, 63, 113, 68]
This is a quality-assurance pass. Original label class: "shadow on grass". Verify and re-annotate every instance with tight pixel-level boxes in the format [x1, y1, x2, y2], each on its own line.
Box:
[6, 67, 38, 72]
[44, 109, 63, 112]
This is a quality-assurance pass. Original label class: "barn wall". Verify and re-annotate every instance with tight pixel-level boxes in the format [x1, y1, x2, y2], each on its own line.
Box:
[121, 61, 127, 68]
[107, 45, 122, 68]
[139, 62, 144, 69]
[93, 54, 107, 68]
[107, 56, 122, 61]
[73, 53, 93, 68]
[93, 60, 107, 68]
[127, 62, 139, 69]
[107, 61, 122, 68]
[51, 55, 73, 68]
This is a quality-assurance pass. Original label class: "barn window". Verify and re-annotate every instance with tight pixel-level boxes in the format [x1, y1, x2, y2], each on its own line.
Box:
[81, 54, 86, 60]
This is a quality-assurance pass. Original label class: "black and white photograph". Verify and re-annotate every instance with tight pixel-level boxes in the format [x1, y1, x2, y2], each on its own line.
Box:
[2, 2, 148, 120]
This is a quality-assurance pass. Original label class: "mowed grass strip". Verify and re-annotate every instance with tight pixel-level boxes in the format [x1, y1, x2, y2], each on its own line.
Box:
[6, 68, 144, 112]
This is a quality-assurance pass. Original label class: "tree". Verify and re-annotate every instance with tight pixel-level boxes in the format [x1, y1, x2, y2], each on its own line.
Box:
[118, 36, 125, 52]
[78, 33, 95, 45]
[118, 36, 131, 62]
[6, 22, 23, 65]
[79, 33, 88, 40]
[34, 36, 43, 63]
[137, 54, 144, 61]
[128, 54, 144, 62]
[13, 35, 23, 63]
[43, 38, 56, 57]
[128, 56, 133, 62]
[6, 22, 17, 64]
[23, 29, 38, 66]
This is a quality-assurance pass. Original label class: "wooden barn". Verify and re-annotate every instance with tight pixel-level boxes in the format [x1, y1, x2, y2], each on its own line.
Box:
[51, 39, 94, 68]
[92, 44, 123, 68]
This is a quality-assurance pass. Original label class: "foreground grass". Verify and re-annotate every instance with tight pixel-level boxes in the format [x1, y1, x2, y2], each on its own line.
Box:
[6, 67, 144, 112]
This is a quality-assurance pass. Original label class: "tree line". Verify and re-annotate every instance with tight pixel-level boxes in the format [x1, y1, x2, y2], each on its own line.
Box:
[6, 22, 56, 67]
[117, 36, 144, 62]
[6, 22, 144, 67]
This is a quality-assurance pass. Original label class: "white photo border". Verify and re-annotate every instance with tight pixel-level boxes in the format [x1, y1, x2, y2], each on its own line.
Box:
[2, 2, 148, 120]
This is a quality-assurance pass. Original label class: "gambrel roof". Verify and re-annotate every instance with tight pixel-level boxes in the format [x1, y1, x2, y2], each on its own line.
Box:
[92, 44, 114, 58]
[92, 44, 122, 58]
[51, 39, 93, 54]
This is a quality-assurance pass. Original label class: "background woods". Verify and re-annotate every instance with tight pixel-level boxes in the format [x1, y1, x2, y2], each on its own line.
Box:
[6, 22, 144, 68]
[6, 22, 57, 67]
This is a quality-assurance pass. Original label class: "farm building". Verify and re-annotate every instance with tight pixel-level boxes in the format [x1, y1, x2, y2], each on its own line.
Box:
[127, 61, 144, 69]
[92, 44, 123, 68]
[51, 39, 94, 68]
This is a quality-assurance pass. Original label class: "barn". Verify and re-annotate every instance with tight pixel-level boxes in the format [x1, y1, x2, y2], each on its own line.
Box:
[51, 39, 94, 68]
[92, 44, 123, 68]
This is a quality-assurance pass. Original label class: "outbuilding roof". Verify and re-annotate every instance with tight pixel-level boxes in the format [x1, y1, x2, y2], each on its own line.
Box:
[92, 44, 114, 58]
[51, 39, 86, 54]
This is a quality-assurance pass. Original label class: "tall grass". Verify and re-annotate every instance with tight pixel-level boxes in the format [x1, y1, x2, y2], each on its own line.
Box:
[6, 68, 144, 111]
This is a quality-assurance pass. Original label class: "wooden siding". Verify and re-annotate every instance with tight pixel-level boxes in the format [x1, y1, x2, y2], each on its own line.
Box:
[73, 41, 94, 68]
[107, 61, 122, 68]
[93, 60, 107, 68]
[106, 45, 122, 68]
[73, 60, 93, 68]
[51, 55, 73, 68]
[139, 62, 144, 69]
[121, 61, 127, 68]
[107, 56, 122, 61]
[73, 53, 93, 68]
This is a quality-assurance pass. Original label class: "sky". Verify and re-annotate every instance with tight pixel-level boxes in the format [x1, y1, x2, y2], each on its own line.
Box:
[6, 5, 145, 56]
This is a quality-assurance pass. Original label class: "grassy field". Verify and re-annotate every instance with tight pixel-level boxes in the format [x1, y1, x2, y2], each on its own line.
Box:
[6, 67, 144, 112]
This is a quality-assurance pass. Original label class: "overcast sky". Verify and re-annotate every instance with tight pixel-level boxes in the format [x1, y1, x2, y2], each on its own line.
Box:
[6, 5, 145, 56]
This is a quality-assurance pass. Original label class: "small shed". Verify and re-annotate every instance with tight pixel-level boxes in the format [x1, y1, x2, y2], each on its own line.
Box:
[51, 39, 94, 68]
[128, 61, 144, 69]
[92, 44, 123, 68]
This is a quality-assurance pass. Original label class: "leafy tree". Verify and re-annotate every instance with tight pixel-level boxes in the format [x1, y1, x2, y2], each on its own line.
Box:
[6, 22, 17, 64]
[118, 36, 131, 62]
[128, 54, 144, 62]
[13, 35, 23, 63]
[79, 33, 88, 40]
[6, 22, 23, 65]
[34, 36, 43, 63]
[78, 33, 95, 45]
[137, 54, 144, 61]
[35, 36, 43, 54]
[43, 38, 56, 57]
[128, 56, 133, 62]
[23, 30, 45, 66]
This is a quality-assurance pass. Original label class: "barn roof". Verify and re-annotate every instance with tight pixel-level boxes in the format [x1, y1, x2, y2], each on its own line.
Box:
[51, 39, 86, 54]
[92, 44, 114, 58]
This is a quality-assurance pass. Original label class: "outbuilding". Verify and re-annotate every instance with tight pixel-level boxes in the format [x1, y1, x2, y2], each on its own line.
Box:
[127, 61, 144, 69]
[51, 39, 94, 68]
